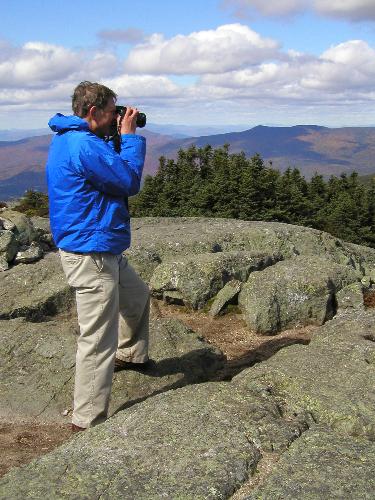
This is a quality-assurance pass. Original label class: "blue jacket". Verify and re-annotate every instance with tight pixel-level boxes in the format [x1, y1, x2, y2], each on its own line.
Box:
[46, 114, 146, 254]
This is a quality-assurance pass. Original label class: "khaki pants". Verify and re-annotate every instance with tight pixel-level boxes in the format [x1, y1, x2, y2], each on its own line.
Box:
[59, 250, 150, 428]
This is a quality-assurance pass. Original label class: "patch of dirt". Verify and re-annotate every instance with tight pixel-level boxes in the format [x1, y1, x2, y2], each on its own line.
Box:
[153, 300, 315, 379]
[0, 423, 72, 477]
[364, 289, 375, 308]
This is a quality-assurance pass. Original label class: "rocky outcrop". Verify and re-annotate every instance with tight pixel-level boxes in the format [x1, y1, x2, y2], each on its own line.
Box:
[110, 317, 225, 415]
[0, 211, 55, 270]
[0, 316, 224, 423]
[234, 309, 375, 440]
[247, 428, 375, 499]
[1, 308, 374, 498]
[0, 317, 77, 421]
[238, 255, 361, 334]
[0, 210, 37, 246]
[150, 251, 280, 309]
[0, 230, 18, 271]
[31, 216, 56, 251]
[129, 217, 375, 328]
[0, 252, 73, 320]
[127, 218, 375, 282]
[14, 241, 43, 264]
[0, 382, 310, 499]
[0, 217, 374, 498]
[30, 216, 51, 235]
[336, 282, 365, 311]
[210, 279, 242, 316]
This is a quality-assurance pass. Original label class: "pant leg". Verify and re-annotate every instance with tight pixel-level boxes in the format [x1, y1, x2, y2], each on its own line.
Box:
[116, 255, 150, 363]
[59, 250, 119, 428]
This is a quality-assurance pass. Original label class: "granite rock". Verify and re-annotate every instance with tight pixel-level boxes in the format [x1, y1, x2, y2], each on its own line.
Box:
[0, 317, 224, 423]
[0, 252, 73, 320]
[210, 279, 242, 316]
[234, 308, 375, 441]
[14, 241, 43, 264]
[0, 210, 37, 246]
[247, 428, 375, 500]
[239, 255, 360, 334]
[0, 382, 311, 499]
[150, 251, 280, 309]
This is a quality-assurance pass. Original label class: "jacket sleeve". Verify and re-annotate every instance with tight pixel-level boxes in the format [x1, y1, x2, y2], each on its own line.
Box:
[78, 134, 146, 197]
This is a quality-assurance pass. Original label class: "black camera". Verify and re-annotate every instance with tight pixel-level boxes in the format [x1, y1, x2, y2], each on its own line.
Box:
[116, 105, 146, 128]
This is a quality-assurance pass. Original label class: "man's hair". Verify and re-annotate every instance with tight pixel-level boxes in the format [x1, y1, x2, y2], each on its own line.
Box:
[72, 81, 117, 117]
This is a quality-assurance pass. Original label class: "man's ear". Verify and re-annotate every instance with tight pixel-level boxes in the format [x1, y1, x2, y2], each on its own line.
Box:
[87, 105, 97, 120]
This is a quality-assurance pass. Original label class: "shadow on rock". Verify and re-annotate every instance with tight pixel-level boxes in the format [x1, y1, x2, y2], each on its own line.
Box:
[112, 334, 309, 416]
[112, 347, 225, 415]
[217, 335, 311, 381]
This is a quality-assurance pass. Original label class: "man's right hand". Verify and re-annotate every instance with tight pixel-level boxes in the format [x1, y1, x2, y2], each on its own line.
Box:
[118, 106, 139, 135]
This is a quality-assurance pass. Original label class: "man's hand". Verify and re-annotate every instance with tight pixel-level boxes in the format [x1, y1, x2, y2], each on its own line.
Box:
[118, 106, 139, 135]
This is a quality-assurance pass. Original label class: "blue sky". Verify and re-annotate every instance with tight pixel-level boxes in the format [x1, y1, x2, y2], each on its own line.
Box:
[1, 0, 375, 129]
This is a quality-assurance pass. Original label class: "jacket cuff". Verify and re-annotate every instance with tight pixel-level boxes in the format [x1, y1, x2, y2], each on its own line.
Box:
[120, 134, 146, 142]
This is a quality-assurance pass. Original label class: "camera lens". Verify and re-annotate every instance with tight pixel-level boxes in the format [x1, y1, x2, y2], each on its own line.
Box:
[115, 106, 146, 128]
[136, 113, 146, 128]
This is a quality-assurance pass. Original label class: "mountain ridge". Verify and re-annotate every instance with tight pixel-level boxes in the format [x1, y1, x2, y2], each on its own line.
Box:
[1, 125, 375, 200]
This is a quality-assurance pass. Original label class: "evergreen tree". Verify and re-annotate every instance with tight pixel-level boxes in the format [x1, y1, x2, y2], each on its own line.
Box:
[13, 189, 49, 217]
[131, 144, 375, 248]
[175, 147, 201, 216]
[320, 173, 365, 243]
[355, 176, 375, 246]
[209, 144, 235, 218]
[276, 167, 311, 225]
[307, 172, 327, 229]
[238, 153, 267, 220]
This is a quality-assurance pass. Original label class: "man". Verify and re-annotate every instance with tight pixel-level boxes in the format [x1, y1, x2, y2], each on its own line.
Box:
[46, 81, 151, 431]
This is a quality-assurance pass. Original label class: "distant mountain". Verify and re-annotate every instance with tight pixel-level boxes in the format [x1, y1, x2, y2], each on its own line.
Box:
[145, 123, 249, 138]
[0, 171, 47, 200]
[1, 125, 375, 200]
[0, 123, 248, 141]
[149, 125, 375, 178]
[0, 128, 51, 141]
[0, 130, 176, 200]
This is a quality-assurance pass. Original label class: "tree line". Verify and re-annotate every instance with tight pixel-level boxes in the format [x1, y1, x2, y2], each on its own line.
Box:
[130, 144, 375, 248]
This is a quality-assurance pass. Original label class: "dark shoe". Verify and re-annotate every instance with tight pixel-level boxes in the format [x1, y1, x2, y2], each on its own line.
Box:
[71, 423, 86, 432]
[114, 358, 156, 372]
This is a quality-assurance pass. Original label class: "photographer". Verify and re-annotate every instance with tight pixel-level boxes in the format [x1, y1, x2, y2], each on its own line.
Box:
[46, 81, 152, 431]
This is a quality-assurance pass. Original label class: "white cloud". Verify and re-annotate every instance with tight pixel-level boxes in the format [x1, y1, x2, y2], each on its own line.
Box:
[124, 24, 280, 74]
[201, 63, 282, 88]
[83, 52, 118, 80]
[0, 27, 375, 129]
[104, 75, 182, 99]
[322, 39, 375, 67]
[0, 41, 120, 91]
[314, 0, 375, 21]
[0, 37, 183, 118]
[302, 40, 375, 91]
[198, 40, 375, 102]
[0, 40, 121, 118]
[0, 42, 81, 88]
[223, 0, 375, 21]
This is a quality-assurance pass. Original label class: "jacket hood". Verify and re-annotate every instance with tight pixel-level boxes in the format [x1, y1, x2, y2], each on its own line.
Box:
[48, 113, 89, 133]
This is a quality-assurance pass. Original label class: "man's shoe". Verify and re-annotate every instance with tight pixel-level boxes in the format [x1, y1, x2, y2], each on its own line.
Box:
[71, 423, 86, 432]
[114, 358, 156, 372]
